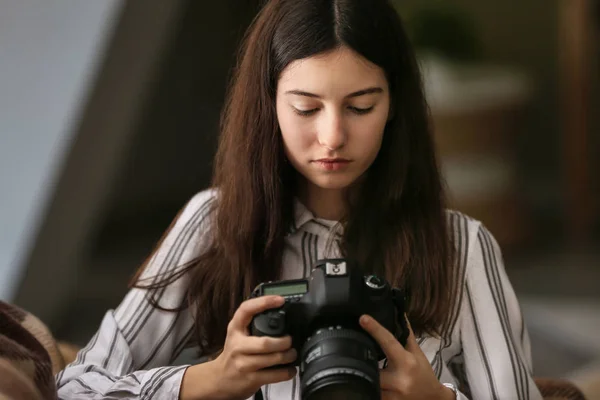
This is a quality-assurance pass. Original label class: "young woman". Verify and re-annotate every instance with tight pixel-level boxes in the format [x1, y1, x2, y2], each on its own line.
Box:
[57, 0, 542, 399]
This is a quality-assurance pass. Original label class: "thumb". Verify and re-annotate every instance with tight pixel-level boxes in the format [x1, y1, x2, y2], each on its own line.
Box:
[403, 314, 420, 353]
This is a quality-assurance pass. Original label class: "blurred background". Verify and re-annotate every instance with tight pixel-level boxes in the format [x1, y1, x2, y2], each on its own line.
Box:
[0, 0, 598, 396]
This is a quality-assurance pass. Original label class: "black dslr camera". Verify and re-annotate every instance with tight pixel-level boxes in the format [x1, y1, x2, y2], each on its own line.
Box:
[250, 259, 409, 400]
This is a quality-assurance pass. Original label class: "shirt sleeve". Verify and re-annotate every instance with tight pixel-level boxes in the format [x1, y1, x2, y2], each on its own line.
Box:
[458, 223, 543, 400]
[56, 190, 216, 400]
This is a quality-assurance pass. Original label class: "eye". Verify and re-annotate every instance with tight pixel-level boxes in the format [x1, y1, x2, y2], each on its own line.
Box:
[348, 106, 374, 115]
[293, 107, 319, 117]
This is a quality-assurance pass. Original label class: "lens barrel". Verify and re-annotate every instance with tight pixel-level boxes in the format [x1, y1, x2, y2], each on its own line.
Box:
[300, 327, 381, 400]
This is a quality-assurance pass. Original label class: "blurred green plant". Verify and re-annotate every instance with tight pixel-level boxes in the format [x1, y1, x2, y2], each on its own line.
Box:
[395, 2, 485, 63]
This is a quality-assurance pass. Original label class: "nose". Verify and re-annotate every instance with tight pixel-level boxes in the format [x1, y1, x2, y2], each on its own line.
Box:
[317, 110, 346, 151]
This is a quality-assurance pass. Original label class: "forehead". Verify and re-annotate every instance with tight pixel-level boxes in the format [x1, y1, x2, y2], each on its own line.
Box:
[277, 46, 388, 94]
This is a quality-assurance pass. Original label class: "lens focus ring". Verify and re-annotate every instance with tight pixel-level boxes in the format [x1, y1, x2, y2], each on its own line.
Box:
[300, 327, 380, 400]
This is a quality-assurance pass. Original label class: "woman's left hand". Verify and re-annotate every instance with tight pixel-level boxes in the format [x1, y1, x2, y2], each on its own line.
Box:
[359, 314, 456, 400]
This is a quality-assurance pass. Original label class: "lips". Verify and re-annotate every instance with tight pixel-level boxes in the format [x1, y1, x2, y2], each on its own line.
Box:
[314, 158, 351, 163]
[312, 158, 352, 171]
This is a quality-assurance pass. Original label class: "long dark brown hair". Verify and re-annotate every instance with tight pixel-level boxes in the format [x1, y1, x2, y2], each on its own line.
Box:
[133, 0, 457, 356]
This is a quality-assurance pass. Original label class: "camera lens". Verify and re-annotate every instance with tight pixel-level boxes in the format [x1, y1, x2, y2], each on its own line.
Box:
[299, 327, 380, 400]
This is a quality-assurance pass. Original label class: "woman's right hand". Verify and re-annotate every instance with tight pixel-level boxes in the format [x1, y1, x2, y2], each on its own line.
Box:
[180, 295, 297, 400]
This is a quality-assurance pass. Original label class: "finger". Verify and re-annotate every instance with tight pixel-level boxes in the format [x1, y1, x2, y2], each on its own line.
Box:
[359, 314, 406, 364]
[242, 348, 297, 371]
[229, 296, 285, 332]
[254, 366, 297, 386]
[403, 315, 420, 353]
[242, 335, 293, 354]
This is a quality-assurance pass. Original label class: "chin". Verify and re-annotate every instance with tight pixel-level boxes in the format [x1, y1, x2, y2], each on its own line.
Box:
[308, 174, 358, 191]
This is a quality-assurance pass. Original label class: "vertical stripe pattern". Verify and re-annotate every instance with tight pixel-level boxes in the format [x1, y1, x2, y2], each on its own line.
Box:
[57, 192, 542, 400]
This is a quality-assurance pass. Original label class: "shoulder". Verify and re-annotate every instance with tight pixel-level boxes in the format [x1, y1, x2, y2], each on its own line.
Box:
[443, 210, 508, 331]
[181, 188, 219, 220]
[445, 209, 483, 253]
[136, 189, 219, 281]
[152, 188, 219, 258]
[445, 209, 505, 282]
[171, 188, 219, 233]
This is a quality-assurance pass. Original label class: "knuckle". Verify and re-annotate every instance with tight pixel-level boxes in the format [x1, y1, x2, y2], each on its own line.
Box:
[404, 379, 416, 394]
[272, 336, 291, 352]
[229, 339, 243, 355]
[390, 375, 406, 393]
[276, 351, 288, 364]
[406, 355, 418, 370]
[258, 337, 272, 352]
[233, 357, 246, 372]
[393, 381, 404, 393]
[239, 301, 250, 314]
[226, 320, 236, 334]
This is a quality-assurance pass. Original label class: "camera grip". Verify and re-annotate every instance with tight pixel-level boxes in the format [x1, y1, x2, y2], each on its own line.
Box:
[250, 310, 298, 370]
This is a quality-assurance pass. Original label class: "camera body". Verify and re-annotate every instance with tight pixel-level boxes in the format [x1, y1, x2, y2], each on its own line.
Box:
[250, 258, 409, 366]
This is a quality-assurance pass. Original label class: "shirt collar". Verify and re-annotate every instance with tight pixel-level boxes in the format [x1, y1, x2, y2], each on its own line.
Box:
[289, 198, 343, 238]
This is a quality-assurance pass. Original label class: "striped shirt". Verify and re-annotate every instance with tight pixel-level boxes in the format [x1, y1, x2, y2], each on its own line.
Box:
[56, 189, 543, 399]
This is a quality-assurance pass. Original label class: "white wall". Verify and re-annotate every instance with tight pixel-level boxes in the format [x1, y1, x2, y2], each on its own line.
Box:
[0, 0, 123, 300]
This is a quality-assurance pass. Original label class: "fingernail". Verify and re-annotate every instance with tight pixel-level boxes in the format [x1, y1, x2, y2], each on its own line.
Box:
[360, 315, 371, 326]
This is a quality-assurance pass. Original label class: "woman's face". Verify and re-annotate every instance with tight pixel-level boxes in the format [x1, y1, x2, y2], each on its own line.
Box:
[276, 46, 391, 193]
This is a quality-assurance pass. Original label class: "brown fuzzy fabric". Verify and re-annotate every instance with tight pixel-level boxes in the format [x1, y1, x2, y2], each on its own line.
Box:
[0, 301, 58, 400]
[535, 377, 587, 400]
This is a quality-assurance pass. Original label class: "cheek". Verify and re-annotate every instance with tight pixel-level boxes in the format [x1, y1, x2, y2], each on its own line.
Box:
[278, 113, 313, 156]
[354, 115, 387, 153]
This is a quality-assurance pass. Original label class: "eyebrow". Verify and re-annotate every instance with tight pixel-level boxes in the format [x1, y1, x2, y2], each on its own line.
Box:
[284, 87, 384, 99]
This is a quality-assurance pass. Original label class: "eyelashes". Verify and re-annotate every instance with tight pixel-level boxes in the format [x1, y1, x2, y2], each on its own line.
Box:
[348, 106, 374, 115]
[293, 108, 318, 117]
[293, 106, 374, 117]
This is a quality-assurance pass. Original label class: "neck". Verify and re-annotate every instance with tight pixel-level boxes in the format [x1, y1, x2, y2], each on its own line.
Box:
[298, 181, 348, 221]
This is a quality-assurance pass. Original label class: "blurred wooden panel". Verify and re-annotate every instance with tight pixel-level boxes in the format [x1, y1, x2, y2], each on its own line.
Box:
[433, 102, 532, 252]
[559, 0, 594, 242]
